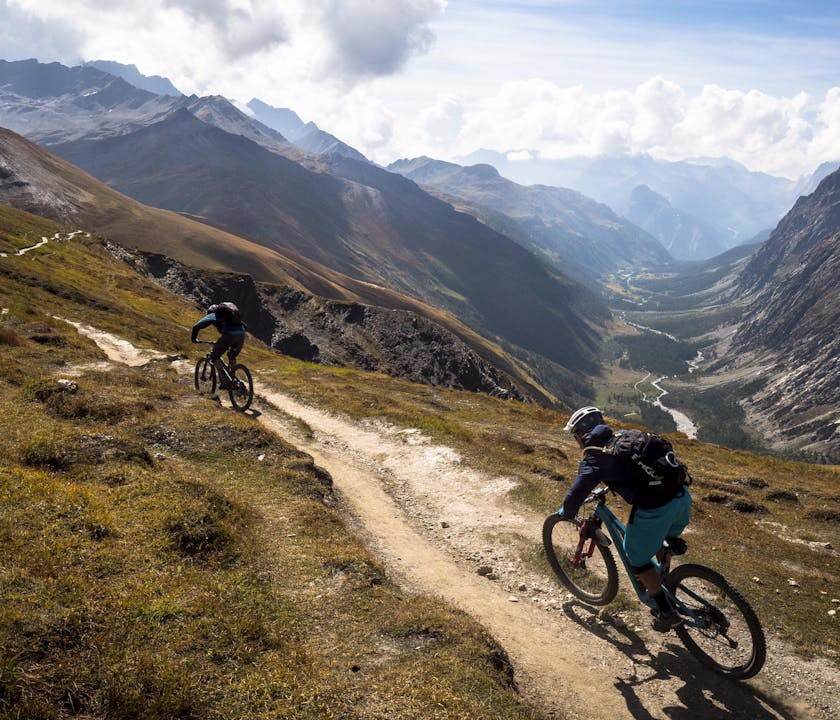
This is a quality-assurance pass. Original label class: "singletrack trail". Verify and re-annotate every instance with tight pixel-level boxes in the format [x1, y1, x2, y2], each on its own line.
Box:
[62, 324, 840, 720]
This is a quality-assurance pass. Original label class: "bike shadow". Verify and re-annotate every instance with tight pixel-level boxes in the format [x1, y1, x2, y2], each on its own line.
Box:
[211, 393, 261, 419]
[561, 600, 795, 720]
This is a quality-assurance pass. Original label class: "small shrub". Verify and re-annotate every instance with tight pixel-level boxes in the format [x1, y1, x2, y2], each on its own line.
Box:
[736, 477, 769, 490]
[732, 500, 768, 515]
[766, 490, 800, 504]
[704, 493, 730, 504]
[19, 436, 70, 470]
[167, 513, 234, 557]
[809, 509, 840, 524]
[165, 482, 244, 558]
[0, 325, 22, 346]
[28, 333, 66, 346]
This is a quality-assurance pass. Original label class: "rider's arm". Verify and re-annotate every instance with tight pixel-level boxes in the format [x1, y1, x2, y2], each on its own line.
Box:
[560, 457, 601, 519]
[190, 313, 216, 343]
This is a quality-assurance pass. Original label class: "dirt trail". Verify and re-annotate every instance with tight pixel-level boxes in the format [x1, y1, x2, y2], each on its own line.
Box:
[61, 323, 840, 720]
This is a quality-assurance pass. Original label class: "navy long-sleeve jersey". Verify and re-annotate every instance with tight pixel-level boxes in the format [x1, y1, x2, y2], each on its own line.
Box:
[191, 312, 246, 342]
[561, 424, 638, 518]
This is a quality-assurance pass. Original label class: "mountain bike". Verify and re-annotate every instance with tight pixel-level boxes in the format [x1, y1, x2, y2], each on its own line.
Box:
[194, 342, 254, 412]
[543, 487, 766, 679]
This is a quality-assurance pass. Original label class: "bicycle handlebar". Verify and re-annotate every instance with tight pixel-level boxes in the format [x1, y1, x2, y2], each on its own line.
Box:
[584, 486, 610, 504]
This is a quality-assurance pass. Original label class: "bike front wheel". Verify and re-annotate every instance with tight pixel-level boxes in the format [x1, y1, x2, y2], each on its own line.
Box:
[228, 364, 253, 412]
[542, 513, 619, 605]
[667, 563, 766, 679]
[194, 357, 216, 394]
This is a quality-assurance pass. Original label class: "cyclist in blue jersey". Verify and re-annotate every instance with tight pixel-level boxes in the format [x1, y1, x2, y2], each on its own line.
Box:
[558, 406, 692, 631]
[191, 302, 247, 389]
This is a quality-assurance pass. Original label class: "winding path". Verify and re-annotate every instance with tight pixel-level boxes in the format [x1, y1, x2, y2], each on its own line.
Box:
[58, 321, 839, 720]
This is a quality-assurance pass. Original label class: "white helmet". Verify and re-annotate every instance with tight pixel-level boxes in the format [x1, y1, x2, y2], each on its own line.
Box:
[564, 406, 604, 437]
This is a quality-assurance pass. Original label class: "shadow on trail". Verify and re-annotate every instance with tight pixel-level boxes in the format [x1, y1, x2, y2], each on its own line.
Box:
[562, 601, 795, 720]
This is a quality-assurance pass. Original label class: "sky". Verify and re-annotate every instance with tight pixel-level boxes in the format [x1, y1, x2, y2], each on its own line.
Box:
[1, 0, 839, 179]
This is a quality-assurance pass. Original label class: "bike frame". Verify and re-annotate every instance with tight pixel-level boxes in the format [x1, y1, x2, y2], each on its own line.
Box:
[569, 489, 706, 628]
[198, 341, 238, 377]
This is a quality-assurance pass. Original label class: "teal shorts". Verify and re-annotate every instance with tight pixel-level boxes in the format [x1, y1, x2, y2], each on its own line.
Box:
[623, 489, 692, 567]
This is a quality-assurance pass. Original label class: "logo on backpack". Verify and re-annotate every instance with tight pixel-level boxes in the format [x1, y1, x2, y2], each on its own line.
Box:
[604, 429, 691, 508]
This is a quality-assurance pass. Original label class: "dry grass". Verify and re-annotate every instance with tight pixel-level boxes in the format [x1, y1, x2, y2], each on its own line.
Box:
[1, 204, 837, 720]
[249, 352, 840, 663]
[0, 206, 549, 720]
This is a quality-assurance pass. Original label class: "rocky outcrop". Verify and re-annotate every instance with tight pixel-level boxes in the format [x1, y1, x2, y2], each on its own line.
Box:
[115, 245, 529, 401]
[725, 169, 840, 460]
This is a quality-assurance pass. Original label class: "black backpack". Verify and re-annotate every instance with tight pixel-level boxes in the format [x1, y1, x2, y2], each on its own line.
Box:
[210, 302, 243, 326]
[601, 429, 691, 509]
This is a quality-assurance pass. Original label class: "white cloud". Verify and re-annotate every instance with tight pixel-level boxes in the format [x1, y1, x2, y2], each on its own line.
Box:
[1, 0, 838, 178]
[371, 77, 838, 178]
[315, 0, 446, 81]
[0, 2, 84, 63]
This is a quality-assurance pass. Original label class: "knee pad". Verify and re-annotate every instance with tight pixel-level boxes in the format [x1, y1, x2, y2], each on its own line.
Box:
[632, 561, 655, 574]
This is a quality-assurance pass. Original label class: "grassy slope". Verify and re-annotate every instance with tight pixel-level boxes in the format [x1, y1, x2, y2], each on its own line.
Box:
[0, 205, 546, 719]
[1, 205, 838, 720]
[0, 127, 552, 405]
[254, 356, 840, 662]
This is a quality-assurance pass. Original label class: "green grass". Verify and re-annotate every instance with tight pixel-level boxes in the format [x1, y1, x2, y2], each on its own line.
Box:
[253, 347, 840, 664]
[0, 206, 548, 720]
[1, 203, 838, 720]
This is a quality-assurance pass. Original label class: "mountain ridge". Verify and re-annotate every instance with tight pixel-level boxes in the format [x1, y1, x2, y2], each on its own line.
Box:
[0, 125, 554, 404]
[45, 109, 607, 383]
[387, 155, 670, 279]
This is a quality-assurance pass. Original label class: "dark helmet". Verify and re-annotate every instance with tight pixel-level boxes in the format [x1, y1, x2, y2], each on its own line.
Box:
[564, 406, 604, 439]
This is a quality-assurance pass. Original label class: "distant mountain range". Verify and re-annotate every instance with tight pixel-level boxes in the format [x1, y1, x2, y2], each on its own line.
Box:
[246, 98, 369, 163]
[0, 58, 610, 404]
[459, 149, 835, 260]
[83, 60, 183, 96]
[387, 157, 670, 279]
[623, 184, 729, 260]
[2, 56, 837, 456]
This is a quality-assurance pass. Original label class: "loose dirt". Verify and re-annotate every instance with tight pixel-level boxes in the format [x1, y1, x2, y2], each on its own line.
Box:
[63, 323, 840, 720]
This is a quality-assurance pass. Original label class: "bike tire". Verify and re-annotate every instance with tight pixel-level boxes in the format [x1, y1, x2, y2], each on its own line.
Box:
[542, 513, 619, 605]
[194, 357, 216, 394]
[667, 563, 766, 679]
[228, 363, 253, 412]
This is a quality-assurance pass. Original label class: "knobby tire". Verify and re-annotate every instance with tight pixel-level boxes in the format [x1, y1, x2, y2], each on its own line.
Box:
[667, 563, 766, 679]
[542, 513, 619, 605]
[228, 363, 253, 412]
[194, 357, 216, 394]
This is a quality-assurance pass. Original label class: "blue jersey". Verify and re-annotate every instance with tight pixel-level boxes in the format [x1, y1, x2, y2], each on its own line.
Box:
[191, 312, 246, 341]
[561, 424, 638, 517]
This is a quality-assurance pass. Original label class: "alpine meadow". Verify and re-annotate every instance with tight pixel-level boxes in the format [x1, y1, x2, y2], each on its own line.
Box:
[1, 3, 839, 718]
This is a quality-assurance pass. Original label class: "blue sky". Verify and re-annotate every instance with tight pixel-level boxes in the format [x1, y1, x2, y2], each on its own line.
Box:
[1, 0, 839, 177]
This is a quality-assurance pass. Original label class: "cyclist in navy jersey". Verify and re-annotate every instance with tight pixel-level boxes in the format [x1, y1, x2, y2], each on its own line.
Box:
[191, 302, 247, 389]
[559, 406, 692, 631]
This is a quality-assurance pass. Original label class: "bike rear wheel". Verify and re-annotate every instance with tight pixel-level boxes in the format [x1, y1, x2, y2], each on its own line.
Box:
[228, 364, 253, 412]
[194, 357, 216, 394]
[667, 563, 766, 679]
[542, 513, 619, 605]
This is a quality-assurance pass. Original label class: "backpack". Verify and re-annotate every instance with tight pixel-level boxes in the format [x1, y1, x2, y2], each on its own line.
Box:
[600, 429, 691, 509]
[210, 302, 243, 326]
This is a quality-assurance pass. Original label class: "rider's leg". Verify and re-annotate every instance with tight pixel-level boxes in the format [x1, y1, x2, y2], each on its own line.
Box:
[626, 492, 693, 629]
[210, 334, 239, 386]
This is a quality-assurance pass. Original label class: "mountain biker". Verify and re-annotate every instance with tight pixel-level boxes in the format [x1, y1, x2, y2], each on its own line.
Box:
[557, 406, 692, 631]
[191, 302, 247, 389]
